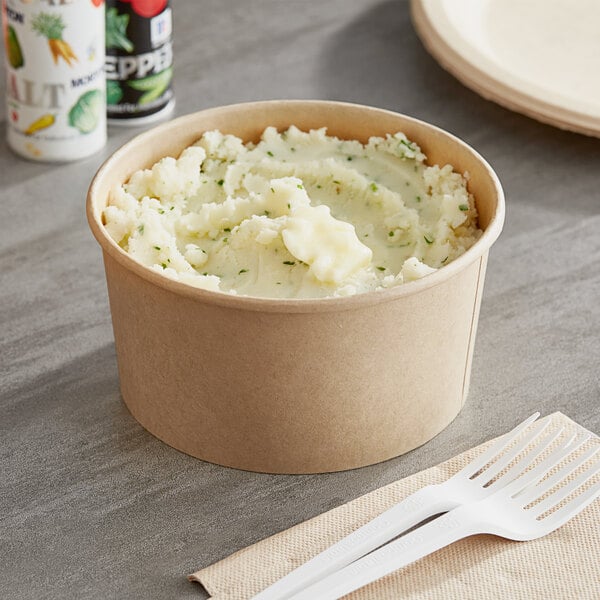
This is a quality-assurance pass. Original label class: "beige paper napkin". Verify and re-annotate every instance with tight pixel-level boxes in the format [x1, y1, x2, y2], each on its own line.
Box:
[189, 412, 600, 599]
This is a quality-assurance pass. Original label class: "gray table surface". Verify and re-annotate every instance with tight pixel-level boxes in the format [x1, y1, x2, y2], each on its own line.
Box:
[1, 1, 599, 598]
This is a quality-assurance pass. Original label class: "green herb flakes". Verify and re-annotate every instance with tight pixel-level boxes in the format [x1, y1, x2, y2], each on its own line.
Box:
[459, 204, 469, 211]
[267, 150, 274, 157]
[153, 246, 161, 250]
[424, 235, 434, 244]
[239, 269, 248, 274]
[217, 179, 224, 186]
[376, 266, 386, 272]
[370, 182, 378, 192]
[137, 224, 144, 234]
[283, 260, 295, 266]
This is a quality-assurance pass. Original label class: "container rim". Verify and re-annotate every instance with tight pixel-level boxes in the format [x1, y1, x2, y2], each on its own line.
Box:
[87, 100, 505, 314]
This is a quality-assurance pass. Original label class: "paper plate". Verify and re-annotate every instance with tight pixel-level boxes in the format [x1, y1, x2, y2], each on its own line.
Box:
[411, 0, 600, 137]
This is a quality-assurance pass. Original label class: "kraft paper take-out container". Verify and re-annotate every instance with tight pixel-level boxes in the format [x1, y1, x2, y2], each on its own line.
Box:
[87, 100, 505, 474]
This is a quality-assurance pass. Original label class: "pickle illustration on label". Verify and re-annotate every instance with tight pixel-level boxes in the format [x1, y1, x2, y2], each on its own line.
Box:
[31, 12, 78, 67]
[5, 24, 24, 68]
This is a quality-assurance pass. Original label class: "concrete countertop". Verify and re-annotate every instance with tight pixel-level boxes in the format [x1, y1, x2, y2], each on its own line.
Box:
[1, 1, 598, 598]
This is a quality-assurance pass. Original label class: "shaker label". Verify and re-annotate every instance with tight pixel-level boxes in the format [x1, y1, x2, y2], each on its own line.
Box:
[105, 0, 173, 121]
[2, 0, 107, 161]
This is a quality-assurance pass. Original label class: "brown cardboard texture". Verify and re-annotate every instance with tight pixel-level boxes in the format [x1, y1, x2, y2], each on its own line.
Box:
[87, 100, 505, 474]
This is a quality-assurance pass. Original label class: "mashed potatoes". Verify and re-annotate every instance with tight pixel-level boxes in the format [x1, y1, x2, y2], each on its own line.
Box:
[103, 126, 481, 298]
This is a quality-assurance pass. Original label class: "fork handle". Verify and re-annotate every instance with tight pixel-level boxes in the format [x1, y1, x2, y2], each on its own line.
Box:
[251, 485, 450, 600]
[287, 506, 478, 600]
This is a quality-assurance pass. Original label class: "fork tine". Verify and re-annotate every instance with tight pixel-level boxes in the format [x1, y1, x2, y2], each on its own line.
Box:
[529, 448, 600, 517]
[487, 425, 568, 489]
[541, 477, 600, 530]
[457, 413, 540, 479]
[500, 429, 585, 497]
[516, 435, 593, 504]
[474, 418, 553, 485]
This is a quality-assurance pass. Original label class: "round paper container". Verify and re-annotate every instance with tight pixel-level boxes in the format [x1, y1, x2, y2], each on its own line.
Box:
[87, 100, 505, 474]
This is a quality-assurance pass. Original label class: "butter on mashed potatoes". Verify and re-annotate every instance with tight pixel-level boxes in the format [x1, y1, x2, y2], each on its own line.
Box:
[103, 126, 481, 298]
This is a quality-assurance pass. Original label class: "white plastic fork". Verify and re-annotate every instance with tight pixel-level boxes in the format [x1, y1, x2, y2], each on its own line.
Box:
[288, 431, 600, 600]
[251, 413, 560, 600]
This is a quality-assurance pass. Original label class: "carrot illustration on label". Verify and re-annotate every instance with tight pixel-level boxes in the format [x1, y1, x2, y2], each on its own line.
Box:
[31, 12, 78, 66]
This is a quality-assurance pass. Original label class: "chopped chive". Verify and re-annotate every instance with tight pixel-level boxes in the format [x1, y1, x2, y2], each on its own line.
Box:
[224, 227, 231, 232]
[376, 266, 386, 272]
[347, 156, 353, 161]
[276, 282, 281, 285]
[202, 272, 208, 276]
[424, 235, 434, 244]
[290, 147, 296, 152]
[170, 206, 174, 210]
[137, 225, 144, 234]
[270, 187, 275, 193]
[238, 268, 248, 274]
[441, 256, 449, 264]
[416, 195, 421, 202]
[333, 180, 341, 185]
[370, 182, 378, 192]
[223, 237, 228, 243]
[153, 246, 161, 250]
[297, 184, 303, 189]
[267, 150, 274, 157]
[316, 184, 322, 189]
[167, 258, 171, 263]
[161, 263, 167, 269]
[459, 204, 469, 211]
[158, 209, 165, 214]
[287, 203, 291, 209]
[217, 179, 224, 186]
[283, 260, 295, 265]
[388, 231, 394, 237]
[264, 210, 271, 216]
